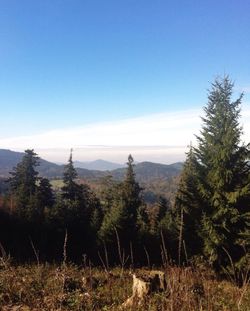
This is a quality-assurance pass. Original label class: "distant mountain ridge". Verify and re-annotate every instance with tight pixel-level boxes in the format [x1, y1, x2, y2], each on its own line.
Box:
[74, 159, 125, 171]
[0, 149, 59, 177]
[0, 149, 183, 182]
[111, 161, 183, 182]
[0, 149, 104, 179]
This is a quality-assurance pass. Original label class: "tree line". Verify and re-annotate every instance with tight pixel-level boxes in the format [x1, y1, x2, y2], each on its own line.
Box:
[0, 77, 249, 277]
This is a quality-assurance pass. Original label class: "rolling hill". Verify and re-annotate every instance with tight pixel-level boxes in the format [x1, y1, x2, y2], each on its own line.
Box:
[74, 159, 125, 171]
[0, 149, 183, 204]
[0, 149, 183, 182]
[0, 149, 105, 179]
[111, 161, 183, 182]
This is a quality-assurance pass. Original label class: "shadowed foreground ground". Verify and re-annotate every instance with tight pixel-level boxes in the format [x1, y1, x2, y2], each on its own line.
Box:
[0, 263, 249, 311]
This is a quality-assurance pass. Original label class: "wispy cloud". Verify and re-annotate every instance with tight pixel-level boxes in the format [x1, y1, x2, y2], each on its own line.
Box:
[0, 109, 203, 149]
[1, 106, 250, 163]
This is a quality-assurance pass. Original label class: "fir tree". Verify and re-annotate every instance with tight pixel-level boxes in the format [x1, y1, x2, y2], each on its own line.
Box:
[56, 150, 102, 257]
[8, 149, 40, 215]
[175, 146, 203, 261]
[188, 77, 250, 270]
[99, 155, 144, 249]
[61, 149, 82, 201]
[121, 154, 142, 224]
[37, 177, 54, 209]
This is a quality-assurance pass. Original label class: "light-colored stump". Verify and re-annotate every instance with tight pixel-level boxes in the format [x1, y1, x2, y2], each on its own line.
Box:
[121, 270, 167, 308]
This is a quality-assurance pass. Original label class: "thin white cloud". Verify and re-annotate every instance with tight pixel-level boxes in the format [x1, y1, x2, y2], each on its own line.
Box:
[1, 106, 250, 163]
[0, 109, 202, 149]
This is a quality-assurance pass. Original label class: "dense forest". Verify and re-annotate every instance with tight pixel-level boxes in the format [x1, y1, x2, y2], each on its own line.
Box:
[0, 77, 249, 282]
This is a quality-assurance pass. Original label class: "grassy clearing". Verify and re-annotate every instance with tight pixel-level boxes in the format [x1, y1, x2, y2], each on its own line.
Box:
[0, 263, 249, 311]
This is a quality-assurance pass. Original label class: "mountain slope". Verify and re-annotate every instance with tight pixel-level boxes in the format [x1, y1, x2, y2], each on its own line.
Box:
[0, 149, 104, 179]
[111, 161, 183, 182]
[0, 149, 183, 182]
[74, 159, 125, 171]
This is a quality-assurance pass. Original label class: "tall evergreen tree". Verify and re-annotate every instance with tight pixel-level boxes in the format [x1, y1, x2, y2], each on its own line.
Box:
[121, 154, 142, 224]
[8, 149, 40, 215]
[37, 177, 54, 209]
[99, 155, 144, 249]
[56, 149, 102, 259]
[178, 77, 250, 271]
[175, 146, 203, 261]
[61, 149, 82, 201]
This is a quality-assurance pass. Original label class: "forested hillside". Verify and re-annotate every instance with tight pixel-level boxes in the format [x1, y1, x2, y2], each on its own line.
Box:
[0, 149, 106, 179]
[0, 150, 182, 204]
[0, 149, 182, 181]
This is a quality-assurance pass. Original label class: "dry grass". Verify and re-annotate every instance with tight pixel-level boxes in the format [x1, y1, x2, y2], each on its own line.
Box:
[0, 263, 249, 311]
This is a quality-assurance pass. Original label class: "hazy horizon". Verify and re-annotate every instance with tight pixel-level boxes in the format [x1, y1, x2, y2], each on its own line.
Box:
[2, 103, 250, 164]
[3, 145, 186, 165]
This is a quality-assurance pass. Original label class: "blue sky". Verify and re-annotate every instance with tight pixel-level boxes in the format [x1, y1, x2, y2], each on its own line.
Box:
[0, 0, 250, 163]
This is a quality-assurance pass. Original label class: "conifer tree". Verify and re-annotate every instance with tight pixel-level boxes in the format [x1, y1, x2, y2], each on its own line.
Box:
[37, 177, 54, 209]
[196, 77, 250, 270]
[121, 154, 142, 223]
[175, 146, 203, 260]
[179, 77, 250, 270]
[9, 149, 40, 215]
[99, 155, 144, 249]
[56, 149, 102, 258]
[61, 149, 82, 201]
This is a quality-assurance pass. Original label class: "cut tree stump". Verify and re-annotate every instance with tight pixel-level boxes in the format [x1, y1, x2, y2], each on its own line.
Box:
[121, 270, 167, 308]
